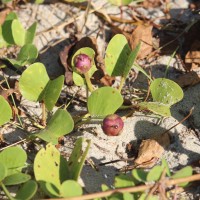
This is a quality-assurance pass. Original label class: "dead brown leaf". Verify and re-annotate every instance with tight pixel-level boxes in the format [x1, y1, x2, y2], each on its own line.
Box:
[142, 0, 162, 8]
[134, 133, 170, 168]
[175, 71, 200, 88]
[0, 8, 11, 25]
[185, 40, 200, 70]
[129, 25, 153, 59]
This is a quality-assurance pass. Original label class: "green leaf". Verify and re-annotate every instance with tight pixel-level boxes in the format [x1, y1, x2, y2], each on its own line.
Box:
[133, 63, 152, 81]
[73, 72, 85, 86]
[34, 143, 68, 195]
[101, 184, 110, 191]
[17, 44, 38, 65]
[108, 0, 133, 6]
[5, 12, 18, 21]
[71, 47, 97, 78]
[1, 0, 13, 3]
[67, 138, 91, 180]
[138, 193, 158, 200]
[146, 166, 163, 182]
[0, 26, 8, 48]
[105, 34, 131, 76]
[3, 173, 31, 186]
[35, 0, 45, 3]
[0, 96, 12, 126]
[0, 163, 7, 181]
[123, 193, 134, 200]
[0, 146, 27, 176]
[35, 109, 74, 144]
[87, 87, 123, 117]
[171, 166, 193, 187]
[139, 102, 171, 117]
[2, 20, 15, 44]
[19, 62, 63, 110]
[161, 159, 171, 176]
[132, 169, 147, 183]
[15, 180, 38, 200]
[150, 78, 183, 106]
[43, 75, 64, 111]
[19, 62, 49, 102]
[115, 174, 134, 188]
[123, 43, 141, 78]
[11, 19, 26, 46]
[25, 22, 37, 44]
[60, 180, 82, 197]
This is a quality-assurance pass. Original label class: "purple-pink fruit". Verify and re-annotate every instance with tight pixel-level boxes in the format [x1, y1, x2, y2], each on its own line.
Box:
[74, 54, 92, 74]
[102, 114, 124, 136]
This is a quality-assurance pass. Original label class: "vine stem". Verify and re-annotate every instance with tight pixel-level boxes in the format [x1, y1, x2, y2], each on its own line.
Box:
[49, 174, 200, 200]
[2, 74, 23, 128]
[118, 76, 125, 92]
[0, 183, 14, 200]
[84, 72, 94, 92]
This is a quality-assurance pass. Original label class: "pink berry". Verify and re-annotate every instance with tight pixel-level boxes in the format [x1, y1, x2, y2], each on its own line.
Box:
[102, 114, 124, 136]
[74, 54, 92, 74]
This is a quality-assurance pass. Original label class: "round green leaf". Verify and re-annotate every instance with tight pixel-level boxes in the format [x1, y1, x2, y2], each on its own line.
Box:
[150, 78, 183, 106]
[60, 180, 82, 198]
[105, 34, 131, 76]
[15, 180, 38, 200]
[0, 26, 8, 48]
[19, 62, 49, 102]
[115, 174, 135, 188]
[0, 96, 12, 126]
[11, 19, 26, 46]
[3, 173, 31, 186]
[0, 163, 7, 181]
[71, 47, 97, 78]
[17, 44, 38, 66]
[0, 146, 27, 176]
[171, 166, 193, 187]
[123, 193, 134, 200]
[34, 143, 66, 189]
[146, 166, 163, 182]
[2, 21, 15, 44]
[44, 75, 64, 111]
[35, 109, 74, 144]
[87, 87, 123, 117]
[139, 102, 171, 117]
[108, 0, 133, 6]
[73, 72, 85, 86]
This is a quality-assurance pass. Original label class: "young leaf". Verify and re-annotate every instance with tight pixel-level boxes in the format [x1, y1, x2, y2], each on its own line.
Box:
[115, 174, 135, 188]
[34, 143, 67, 195]
[133, 63, 152, 81]
[123, 43, 141, 78]
[171, 166, 193, 187]
[146, 166, 163, 182]
[11, 19, 26, 46]
[87, 87, 123, 117]
[139, 102, 171, 117]
[72, 72, 85, 86]
[0, 95, 12, 126]
[150, 78, 184, 106]
[105, 34, 131, 76]
[0, 146, 27, 176]
[60, 180, 82, 197]
[35, 109, 74, 144]
[66, 138, 91, 180]
[3, 173, 31, 186]
[15, 180, 38, 200]
[25, 22, 37, 44]
[0, 163, 7, 181]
